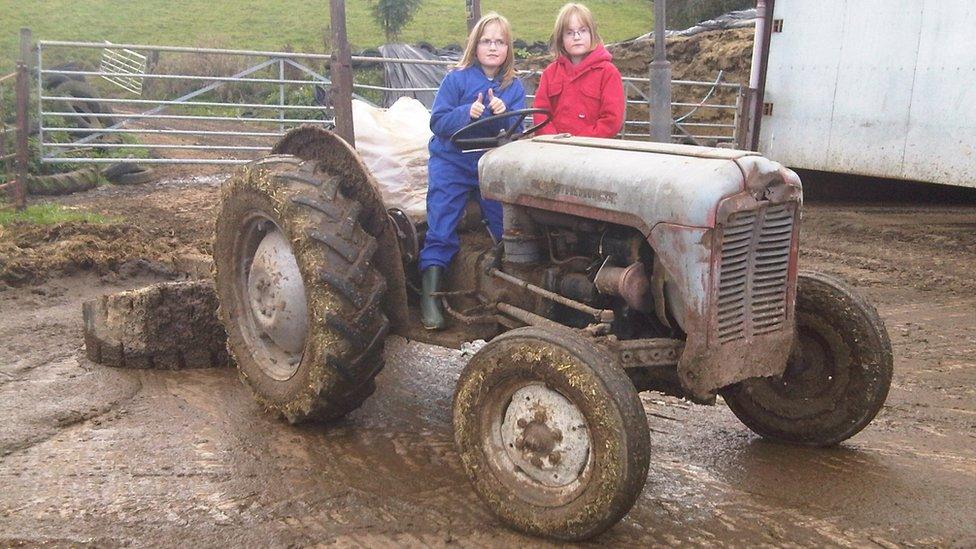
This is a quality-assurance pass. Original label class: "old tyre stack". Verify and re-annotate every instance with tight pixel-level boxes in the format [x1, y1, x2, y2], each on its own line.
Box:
[50, 80, 116, 136]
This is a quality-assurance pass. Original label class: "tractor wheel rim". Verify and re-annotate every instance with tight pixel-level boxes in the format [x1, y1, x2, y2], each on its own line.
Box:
[239, 215, 307, 380]
[497, 383, 592, 490]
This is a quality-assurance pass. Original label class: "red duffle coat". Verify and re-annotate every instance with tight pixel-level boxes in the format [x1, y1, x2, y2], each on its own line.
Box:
[532, 44, 625, 138]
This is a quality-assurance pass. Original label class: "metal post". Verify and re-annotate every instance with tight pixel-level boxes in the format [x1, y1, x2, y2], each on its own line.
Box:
[746, 0, 774, 151]
[329, 0, 355, 146]
[466, 0, 482, 32]
[278, 58, 285, 133]
[733, 86, 748, 149]
[36, 42, 43, 164]
[1, 84, 6, 173]
[649, 0, 672, 143]
[12, 28, 31, 210]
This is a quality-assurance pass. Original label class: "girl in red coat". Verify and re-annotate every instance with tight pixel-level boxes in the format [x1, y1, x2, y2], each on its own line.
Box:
[533, 3, 625, 138]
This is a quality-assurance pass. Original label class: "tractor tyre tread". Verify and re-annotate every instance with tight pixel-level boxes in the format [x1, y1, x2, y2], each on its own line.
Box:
[214, 155, 389, 424]
[27, 167, 99, 196]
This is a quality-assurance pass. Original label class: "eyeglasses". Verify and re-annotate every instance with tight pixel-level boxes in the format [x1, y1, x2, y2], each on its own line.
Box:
[563, 27, 590, 39]
[478, 38, 508, 49]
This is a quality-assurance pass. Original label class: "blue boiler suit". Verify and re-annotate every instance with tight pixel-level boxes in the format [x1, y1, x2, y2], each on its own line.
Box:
[418, 65, 526, 271]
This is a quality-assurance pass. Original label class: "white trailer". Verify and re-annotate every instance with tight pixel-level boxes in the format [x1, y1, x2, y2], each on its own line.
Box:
[756, 0, 976, 189]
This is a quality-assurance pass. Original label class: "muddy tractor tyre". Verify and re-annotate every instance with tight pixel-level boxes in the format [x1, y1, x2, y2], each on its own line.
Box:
[722, 271, 893, 446]
[214, 155, 390, 424]
[453, 326, 651, 541]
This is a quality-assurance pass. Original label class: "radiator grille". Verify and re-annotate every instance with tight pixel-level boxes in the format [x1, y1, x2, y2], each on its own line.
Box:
[716, 203, 795, 344]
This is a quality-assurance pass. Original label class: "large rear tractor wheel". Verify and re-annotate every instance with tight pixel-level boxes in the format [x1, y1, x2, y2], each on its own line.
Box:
[722, 271, 893, 446]
[214, 155, 390, 423]
[453, 326, 651, 541]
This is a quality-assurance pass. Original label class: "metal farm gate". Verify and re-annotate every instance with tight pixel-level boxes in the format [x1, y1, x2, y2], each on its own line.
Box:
[36, 41, 341, 167]
[0, 71, 18, 190]
[33, 40, 745, 167]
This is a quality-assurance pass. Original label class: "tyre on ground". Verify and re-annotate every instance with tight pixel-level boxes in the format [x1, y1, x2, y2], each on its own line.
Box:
[107, 165, 156, 186]
[213, 155, 391, 423]
[51, 80, 116, 133]
[721, 271, 893, 446]
[101, 162, 144, 181]
[453, 326, 651, 541]
[26, 167, 99, 196]
[41, 62, 87, 90]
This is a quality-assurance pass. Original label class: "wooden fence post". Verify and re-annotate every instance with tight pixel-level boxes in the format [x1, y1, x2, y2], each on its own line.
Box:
[329, 0, 355, 147]
[13, 27, 32, 210]
[466, 0, 482, 31]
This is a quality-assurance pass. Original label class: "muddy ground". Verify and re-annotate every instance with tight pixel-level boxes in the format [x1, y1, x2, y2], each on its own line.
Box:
[0, 166, 974, 547]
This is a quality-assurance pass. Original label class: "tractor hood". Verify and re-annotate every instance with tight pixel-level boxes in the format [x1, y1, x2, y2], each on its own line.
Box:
[479, 135, 800, 232]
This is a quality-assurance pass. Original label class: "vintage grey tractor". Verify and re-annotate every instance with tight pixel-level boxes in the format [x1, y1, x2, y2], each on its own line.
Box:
[212, 110, 892, 541]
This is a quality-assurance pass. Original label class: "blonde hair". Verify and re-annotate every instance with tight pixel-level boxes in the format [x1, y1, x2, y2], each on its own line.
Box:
[458, 12, 517, 88]
[550, 3, 603, 58]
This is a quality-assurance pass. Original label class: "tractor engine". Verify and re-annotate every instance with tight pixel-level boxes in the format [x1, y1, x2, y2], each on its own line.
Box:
[452, 210, 662, 337]
[473, 135, 804, 400]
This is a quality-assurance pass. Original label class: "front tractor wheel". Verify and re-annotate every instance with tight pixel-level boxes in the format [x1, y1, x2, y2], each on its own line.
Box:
[453, 327, 651, 541]
[722, 271, 893, 446]
[214, 155, 390, 423]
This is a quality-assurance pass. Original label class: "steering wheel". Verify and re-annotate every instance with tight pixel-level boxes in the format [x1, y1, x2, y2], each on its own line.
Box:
[450, 108, 552, 152]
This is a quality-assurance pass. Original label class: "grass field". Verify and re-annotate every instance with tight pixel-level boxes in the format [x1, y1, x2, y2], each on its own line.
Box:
[0, 203, 109, 225]
[0, 0, 654, 73]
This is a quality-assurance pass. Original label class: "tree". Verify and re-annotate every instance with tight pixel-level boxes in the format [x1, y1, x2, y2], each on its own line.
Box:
[370, 0, 424, 43]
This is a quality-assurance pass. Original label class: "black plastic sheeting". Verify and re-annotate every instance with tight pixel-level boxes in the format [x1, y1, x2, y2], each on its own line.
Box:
[632, 8, 757, 41]
[378, 44, 458, 108]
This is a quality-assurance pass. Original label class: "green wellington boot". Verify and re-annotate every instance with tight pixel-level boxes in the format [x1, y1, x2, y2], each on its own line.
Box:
[420, 266, 446, 330]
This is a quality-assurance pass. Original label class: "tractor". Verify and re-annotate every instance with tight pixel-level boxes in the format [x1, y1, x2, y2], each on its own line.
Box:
[212, 110, 892, 540]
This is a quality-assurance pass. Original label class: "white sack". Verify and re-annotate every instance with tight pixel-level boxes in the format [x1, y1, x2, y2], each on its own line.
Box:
[352, 97, 431, 221]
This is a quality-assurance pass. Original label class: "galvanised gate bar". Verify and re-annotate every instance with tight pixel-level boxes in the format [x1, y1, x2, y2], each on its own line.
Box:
[34, 40, 744, 166]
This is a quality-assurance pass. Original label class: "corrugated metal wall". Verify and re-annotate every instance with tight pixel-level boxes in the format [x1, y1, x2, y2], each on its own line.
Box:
[758, 0, 976, 188]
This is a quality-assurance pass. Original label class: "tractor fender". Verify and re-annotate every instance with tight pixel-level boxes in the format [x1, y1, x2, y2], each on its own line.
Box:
[272, 126, 409, 329]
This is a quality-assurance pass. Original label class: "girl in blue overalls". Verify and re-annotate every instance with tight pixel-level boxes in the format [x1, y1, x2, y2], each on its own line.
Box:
[419, 12, 526, 329]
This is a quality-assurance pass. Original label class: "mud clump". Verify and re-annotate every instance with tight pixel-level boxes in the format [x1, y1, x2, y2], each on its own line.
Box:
[609, 27, 755, 84]
[0, 221, 188, 287]
[83, 279, 229, 369]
